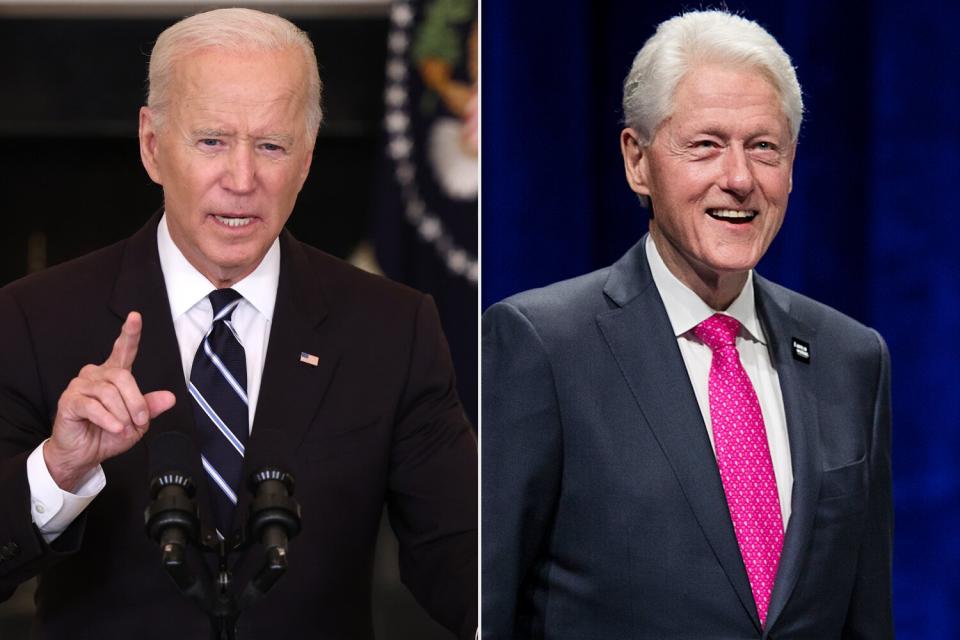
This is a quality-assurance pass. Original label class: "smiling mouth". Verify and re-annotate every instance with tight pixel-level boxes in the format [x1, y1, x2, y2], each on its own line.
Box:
[213, 214, 254, 228]
[707, 208, 758, 224]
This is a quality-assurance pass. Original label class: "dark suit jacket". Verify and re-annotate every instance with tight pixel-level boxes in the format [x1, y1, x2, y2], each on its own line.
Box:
[0, 215, 477, 639]
[482, 238, 892, 639]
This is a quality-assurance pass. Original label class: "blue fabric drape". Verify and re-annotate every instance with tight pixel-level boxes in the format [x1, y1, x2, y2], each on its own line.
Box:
[482, 1, 960, 634]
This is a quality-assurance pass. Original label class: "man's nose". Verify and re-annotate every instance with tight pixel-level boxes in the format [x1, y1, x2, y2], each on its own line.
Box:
[719, 145, 754, 198]
[222, 144, 257, 193]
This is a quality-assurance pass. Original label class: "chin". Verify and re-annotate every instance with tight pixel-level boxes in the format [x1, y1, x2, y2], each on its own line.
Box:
[202, 247, 254, 273]
[711, 243, 767, 268]
[703, 253, 762, 276]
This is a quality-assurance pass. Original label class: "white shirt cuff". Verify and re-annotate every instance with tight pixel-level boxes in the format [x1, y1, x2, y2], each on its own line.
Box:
[27, 440, 106, 543]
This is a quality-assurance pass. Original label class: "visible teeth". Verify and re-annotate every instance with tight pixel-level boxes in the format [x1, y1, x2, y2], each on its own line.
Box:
[215, 215, 252, 228]
[709, 209, 756, 220]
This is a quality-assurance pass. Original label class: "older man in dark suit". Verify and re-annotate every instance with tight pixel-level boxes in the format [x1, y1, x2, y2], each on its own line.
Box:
[0, 8, 476, 639]
[482, 10, 892, 639]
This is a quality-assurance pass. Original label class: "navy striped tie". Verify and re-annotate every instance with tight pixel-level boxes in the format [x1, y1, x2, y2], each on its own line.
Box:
[189, 288, 248, 537]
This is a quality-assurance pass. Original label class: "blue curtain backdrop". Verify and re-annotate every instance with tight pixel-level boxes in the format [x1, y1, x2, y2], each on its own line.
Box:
[483, 0, 960, 635]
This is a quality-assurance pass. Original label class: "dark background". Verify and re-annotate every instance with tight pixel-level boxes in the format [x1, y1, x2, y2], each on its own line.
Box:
[483, 0, 959, 635]
[0, 3, 456, 638]
[0, 15, 383, 278]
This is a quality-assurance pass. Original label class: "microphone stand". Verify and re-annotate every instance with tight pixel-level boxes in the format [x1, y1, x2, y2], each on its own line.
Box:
[239, 468, 301, 609]
[146, 467, 302, 640]
[144, 471, 207, 608]
[210, 536, 240, 640]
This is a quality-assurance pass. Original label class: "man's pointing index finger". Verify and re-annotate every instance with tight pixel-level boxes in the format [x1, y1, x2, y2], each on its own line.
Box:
[105, 311, 142, 370]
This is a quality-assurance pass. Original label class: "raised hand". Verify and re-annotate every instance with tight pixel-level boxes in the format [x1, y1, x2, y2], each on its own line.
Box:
[43, 312, 176, 491]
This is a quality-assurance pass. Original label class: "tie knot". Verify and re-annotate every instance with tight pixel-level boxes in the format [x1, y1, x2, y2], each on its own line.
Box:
[209, 288, 243, 319]
[694, 313, 741, 351]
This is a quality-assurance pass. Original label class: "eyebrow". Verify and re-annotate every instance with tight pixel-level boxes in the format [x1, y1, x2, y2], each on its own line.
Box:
[689, 126, 785, 141]
[260, 134, 295, 147]
[192, 128, 230, 138]
[191, 129, 295, 146]
[695, 127, 729, 138]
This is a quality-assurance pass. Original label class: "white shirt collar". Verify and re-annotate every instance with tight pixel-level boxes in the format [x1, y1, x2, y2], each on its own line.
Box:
[645, 234, 765, 344]
[156, 213, 280, 320]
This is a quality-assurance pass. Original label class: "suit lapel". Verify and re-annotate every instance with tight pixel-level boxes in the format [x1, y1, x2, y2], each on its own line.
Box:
[233, 231, 338, 529]
[754, 277, 821, 635]
[596, 239, 760, 631]
[108, 213, 213, 527]
[108, 213, 192, 436]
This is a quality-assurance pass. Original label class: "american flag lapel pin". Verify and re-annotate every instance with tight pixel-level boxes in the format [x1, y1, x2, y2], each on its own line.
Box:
[299, 352, 319, 367]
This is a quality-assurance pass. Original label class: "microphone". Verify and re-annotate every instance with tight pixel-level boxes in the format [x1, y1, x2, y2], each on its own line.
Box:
[145, 431, 201, 591]
[243, 430, 301, 597]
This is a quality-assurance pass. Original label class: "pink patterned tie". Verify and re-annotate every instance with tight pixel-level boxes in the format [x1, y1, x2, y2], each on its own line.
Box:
[694, 313, 783, 626]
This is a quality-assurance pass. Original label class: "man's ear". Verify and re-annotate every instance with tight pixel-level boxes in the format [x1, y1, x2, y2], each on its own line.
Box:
[620, 127, 651, 196]
[139, 106, 163, 186]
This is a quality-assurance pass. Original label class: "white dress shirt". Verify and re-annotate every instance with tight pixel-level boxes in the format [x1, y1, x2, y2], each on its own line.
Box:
[645, 235, 793, 529]
[27, 214, 279, 542]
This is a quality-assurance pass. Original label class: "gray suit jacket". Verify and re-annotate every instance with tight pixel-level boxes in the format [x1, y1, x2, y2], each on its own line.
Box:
[481, 238, 892, 639]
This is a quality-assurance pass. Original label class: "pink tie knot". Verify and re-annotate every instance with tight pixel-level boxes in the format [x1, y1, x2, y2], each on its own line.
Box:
[694, 313, 741, 352]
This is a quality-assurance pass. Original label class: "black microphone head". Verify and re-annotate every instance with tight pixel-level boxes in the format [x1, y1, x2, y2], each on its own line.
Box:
[246, 429, 302, 542]
[147, 431, 197, 497]
[246, 429, 295, 494]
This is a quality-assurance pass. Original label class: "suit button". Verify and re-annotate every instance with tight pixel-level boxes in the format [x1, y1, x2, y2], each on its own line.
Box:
[8, 542, 19, 556]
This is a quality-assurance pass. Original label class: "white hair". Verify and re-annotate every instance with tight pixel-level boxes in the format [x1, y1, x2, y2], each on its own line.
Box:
[147, 7, 322, 136]
[623, 10, 803, 146]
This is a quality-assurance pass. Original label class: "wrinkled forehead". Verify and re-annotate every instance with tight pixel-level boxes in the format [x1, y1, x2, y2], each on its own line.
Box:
[172, 45, 309, 99]
[664, 63, 790, 132]
[168, 47, 310, 121]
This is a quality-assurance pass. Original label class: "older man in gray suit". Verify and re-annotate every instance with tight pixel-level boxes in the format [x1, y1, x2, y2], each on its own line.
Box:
[482, 10, 892, 639]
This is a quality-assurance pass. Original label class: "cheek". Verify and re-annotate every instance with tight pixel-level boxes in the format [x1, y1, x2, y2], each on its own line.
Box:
[684, 162, 717, 186]
[183, 167, 225, 199]
[267, 167, 308, 201]
[659, 168, 714, 213]
[759, 165, 793, 197]
[164, 155, 206, 189]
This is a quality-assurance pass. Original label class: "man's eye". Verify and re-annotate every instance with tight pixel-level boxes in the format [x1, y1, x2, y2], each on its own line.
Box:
[694, 140, 716, 148]
[754, 141, 777, 151]
[262, 143, 284, 152]
[199, 139, 221, 147]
